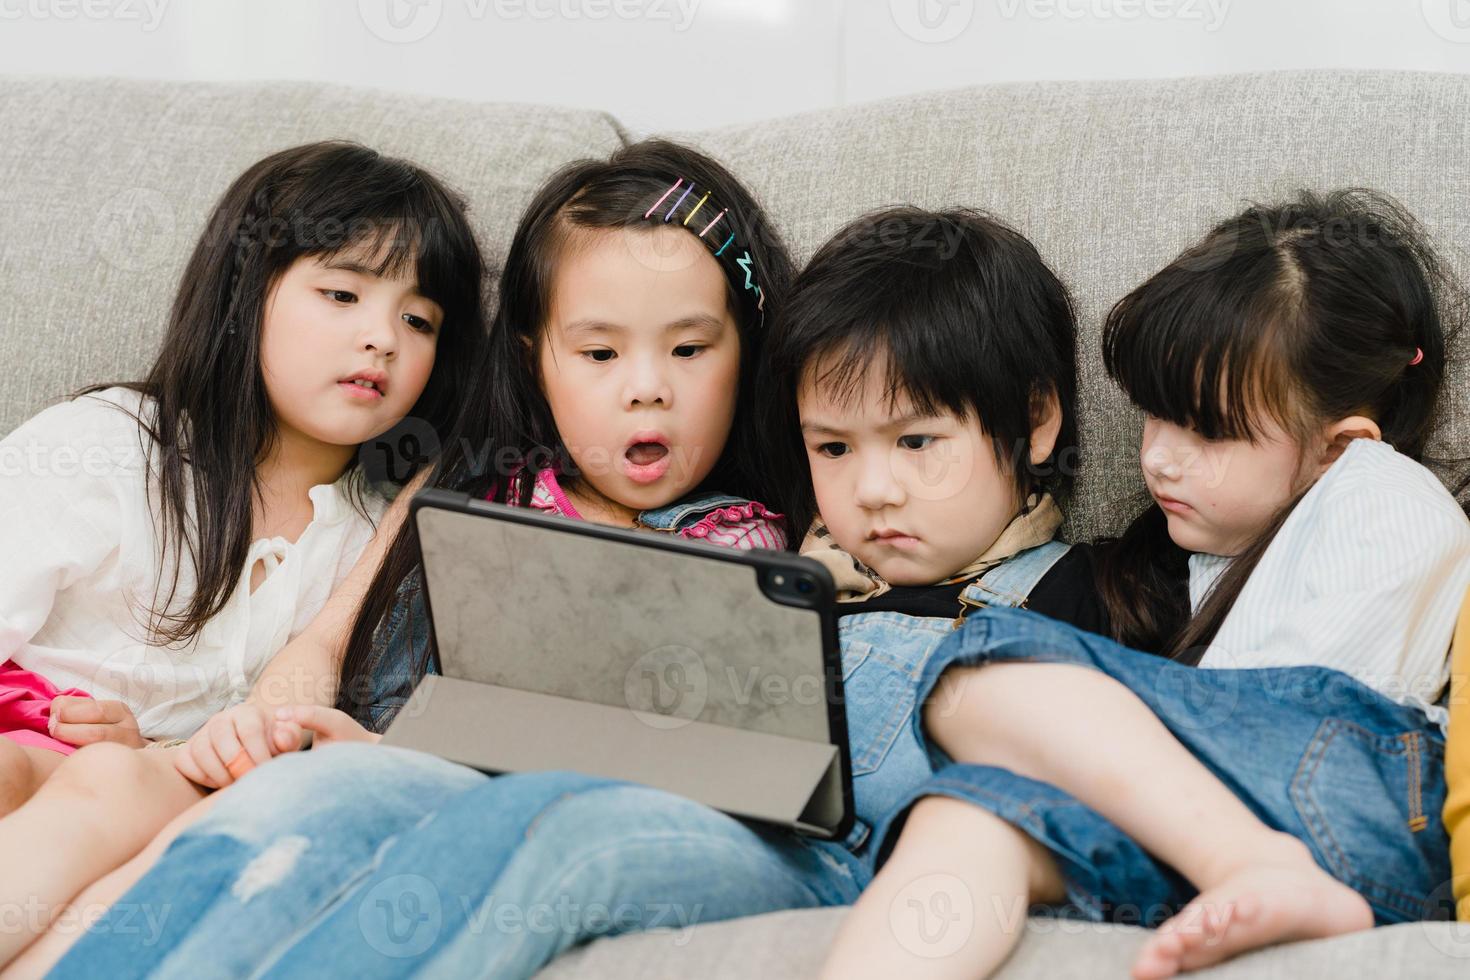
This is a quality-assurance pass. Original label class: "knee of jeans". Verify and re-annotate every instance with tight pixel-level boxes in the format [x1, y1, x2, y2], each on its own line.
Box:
[520, 785, 706, 870]
[202, 743, 394, 841]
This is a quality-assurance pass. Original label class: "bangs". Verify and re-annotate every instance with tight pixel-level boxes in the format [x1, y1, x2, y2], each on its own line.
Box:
[800, 318, 971, 424]
[1103, 250, 1301, 444]
[293, 172, 479, 327]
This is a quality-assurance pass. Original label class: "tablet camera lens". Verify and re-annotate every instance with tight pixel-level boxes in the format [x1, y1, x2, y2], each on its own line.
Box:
[796, 578, 814, 594]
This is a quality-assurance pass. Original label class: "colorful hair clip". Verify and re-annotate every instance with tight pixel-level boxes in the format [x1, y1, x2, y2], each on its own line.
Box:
[644, 178, 683, 220]
[645, 178, 764, 319]
[666, 182, 694, 221]
[1410, 347, 1424, 366]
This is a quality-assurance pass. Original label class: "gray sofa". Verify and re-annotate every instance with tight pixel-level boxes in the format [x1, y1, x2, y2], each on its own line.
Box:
[3, 68, 1469, 977]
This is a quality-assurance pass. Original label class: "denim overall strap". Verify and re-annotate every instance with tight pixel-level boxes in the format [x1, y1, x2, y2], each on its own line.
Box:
[957, 540, 1073, 614]
[637, 492, 753, 532]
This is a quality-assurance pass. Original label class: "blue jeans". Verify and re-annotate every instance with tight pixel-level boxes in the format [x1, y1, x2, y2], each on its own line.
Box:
[50, 559, 1067, 977]
[51, 746, 866, 979]
[871, 607, 1455, 925]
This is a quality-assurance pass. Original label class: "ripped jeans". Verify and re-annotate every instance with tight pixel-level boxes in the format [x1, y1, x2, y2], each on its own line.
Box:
[50, 744, 868, 979]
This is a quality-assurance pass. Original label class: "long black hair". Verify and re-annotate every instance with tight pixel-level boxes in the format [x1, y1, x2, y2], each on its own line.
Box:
[757, 206, 1079, 541]
[77, 140, 487, 648]
[1096, 188, 1464, 659]
[336, 138, 795, 722]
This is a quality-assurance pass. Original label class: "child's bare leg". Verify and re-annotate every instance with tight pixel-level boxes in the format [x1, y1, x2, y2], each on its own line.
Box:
[0, 741, 64, 818]
[0, 743, 205, 966]
[1, 791, 221, 979]
[928, 663, 1371, 977]
[821, 796, 1065, 980]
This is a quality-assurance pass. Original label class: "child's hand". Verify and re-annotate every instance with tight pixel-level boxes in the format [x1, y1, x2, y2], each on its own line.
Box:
[48, 696, 146, 749]
[269, 705, 381, 751]
[173, 702, 287, 789]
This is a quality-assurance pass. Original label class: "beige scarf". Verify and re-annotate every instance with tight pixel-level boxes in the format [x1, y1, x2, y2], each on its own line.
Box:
[799, 494, 1064, 603]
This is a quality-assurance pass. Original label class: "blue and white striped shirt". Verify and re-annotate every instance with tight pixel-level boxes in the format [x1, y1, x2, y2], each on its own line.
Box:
[1188, 438, 1470, 729]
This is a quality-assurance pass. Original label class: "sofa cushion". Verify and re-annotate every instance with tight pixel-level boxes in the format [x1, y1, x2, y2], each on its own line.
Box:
[0, 75, 623, 440]
[682, 69, 1470, 540]
[536, 906, 1470, 979]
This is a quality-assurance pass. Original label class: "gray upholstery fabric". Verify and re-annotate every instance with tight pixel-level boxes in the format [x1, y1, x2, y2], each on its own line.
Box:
[2, 69, 1467, 978]
[0, 75, 623, 444]
[538, 907, 1470, 979]
[681, 69, 1470, 540]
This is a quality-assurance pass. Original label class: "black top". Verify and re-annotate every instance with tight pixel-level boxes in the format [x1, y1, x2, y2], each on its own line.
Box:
[835, 543, 1109, 638]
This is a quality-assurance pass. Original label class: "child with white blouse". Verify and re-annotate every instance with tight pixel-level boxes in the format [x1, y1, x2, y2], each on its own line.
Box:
[0, 140, 487, 963]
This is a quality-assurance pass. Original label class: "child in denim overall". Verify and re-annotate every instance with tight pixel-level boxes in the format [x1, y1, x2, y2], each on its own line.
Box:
[824, 190, 1470, 980]
[40, 207, 1115, 979]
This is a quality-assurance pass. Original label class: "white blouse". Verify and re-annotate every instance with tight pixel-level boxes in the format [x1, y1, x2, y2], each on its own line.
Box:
[0, 388, 387, 740]
[1188, 438, 1470, 728]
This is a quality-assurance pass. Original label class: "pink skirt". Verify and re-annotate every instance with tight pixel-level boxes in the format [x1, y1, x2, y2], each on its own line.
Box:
[0, 660, 92, 755]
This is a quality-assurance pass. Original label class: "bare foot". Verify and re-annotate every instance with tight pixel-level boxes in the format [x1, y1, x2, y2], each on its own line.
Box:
[1131, 865, 1372, 979]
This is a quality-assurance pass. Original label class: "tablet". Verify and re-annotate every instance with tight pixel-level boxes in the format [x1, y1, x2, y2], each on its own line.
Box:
[379, 487, 854, 840]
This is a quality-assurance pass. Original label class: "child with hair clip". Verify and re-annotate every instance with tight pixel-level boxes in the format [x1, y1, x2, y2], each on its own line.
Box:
[13, 137, 793, 975]
[0, 139, 489, 968]
[822, 189, 1470, 980]
[37, 206, 1113, 980]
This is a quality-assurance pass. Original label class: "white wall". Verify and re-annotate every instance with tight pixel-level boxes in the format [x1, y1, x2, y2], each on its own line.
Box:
[1, 0, 1468, 133]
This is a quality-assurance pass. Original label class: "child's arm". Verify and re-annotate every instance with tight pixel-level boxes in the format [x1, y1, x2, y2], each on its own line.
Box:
[1445, 587, 1470, 921]
[173, 469, 430, 788]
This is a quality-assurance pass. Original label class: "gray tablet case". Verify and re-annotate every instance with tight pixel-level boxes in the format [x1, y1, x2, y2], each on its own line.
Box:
[380, 488, 854, 840]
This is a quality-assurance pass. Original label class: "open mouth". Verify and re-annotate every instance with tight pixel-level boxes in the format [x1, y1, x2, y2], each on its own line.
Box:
[337, 369, 388, 401]
[623, 434, 672, 485]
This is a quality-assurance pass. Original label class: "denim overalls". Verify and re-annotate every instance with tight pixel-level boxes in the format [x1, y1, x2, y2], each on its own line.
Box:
[51, 536, 1084, 979]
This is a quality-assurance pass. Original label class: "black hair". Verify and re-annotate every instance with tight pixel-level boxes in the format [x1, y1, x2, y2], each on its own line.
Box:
[1096, 188, 1464, 658]
[757, 206, 1079, 542]
[336, 138, 795, 724]
[77, 140, 487, 648]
